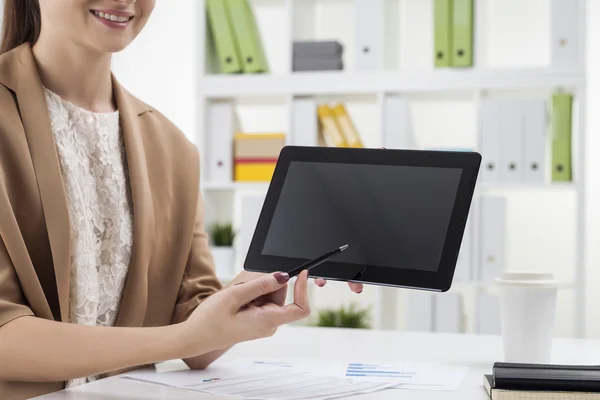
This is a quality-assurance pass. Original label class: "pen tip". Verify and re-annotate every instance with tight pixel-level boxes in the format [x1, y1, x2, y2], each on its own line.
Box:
[340, 244, 349, 251]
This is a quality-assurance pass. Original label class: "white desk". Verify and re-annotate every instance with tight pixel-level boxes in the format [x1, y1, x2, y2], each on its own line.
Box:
[35, 326, 600, 399]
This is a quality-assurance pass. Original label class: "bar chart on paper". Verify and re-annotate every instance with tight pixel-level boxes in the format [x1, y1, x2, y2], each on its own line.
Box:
[345, 363, 416, 378]
[341, 362, 468, 391]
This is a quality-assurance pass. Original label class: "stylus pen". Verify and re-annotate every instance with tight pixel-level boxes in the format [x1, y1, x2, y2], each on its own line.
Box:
[287, 244, 349, 278]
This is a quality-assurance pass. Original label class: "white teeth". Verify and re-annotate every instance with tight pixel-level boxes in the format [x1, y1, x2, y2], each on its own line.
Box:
[93, 10, 131, 23]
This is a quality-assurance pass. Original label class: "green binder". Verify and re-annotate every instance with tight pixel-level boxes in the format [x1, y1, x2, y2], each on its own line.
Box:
[551, 93, 573, 182]
[434, 0, 453, 68]
[451, 0, 473, 67]
[227, 0, 269, 74]
[206, 0, 243, 74]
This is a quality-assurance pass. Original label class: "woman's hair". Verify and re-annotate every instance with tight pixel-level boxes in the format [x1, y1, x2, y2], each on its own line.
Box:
[1, 0, 41, 54]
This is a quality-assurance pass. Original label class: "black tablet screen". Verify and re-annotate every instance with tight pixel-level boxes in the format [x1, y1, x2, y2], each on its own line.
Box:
[261, 161, 462, 272]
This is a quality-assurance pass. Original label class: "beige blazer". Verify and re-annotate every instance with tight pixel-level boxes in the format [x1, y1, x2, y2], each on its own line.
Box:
[0, 43, 222, 399]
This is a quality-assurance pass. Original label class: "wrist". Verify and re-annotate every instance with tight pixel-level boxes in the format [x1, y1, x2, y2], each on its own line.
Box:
[166, 322, 194, 359]
[169, 320, 215, 360]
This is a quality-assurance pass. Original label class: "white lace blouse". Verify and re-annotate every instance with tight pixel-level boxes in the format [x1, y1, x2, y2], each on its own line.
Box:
[43, 88, 134, 388]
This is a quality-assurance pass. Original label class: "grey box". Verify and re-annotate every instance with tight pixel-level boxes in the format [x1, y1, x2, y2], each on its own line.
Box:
[293, 41, 344, 59]
[292, 58, 344, 72]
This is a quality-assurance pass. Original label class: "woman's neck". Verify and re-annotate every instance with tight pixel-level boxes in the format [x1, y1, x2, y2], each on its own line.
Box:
[32, 35, 116, 113]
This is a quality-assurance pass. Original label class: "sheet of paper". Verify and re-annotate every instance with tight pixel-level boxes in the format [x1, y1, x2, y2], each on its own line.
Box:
[234, 358, 468, 392]
[123, 362, 396, 400]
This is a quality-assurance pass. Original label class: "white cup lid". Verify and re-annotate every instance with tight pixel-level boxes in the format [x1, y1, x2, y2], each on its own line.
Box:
[494, 271, 562, 288]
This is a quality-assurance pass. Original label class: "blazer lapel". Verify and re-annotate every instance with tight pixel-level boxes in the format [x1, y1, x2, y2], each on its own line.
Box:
[112, 75, 155, 327]
[0, 44, 72, 322]
[0, 44, 156, 327]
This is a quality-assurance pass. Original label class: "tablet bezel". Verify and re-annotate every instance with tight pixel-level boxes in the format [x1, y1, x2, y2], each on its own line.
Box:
[242, 146, 481, 292]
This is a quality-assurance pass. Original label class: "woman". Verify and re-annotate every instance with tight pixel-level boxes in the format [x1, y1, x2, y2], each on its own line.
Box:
[0, 0, 363, 398]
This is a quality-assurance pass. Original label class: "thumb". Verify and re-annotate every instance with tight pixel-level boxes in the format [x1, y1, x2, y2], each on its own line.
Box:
[231, 272, 290, 306]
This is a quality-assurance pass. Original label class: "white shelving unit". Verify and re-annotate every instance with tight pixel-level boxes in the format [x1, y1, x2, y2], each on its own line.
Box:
[195, 0, 588, 337]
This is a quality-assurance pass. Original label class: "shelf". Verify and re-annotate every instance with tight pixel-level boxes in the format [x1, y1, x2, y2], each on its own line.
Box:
[479, 182, 577, 191]
[202, 180, 576, 192]
[198, 68, 584, 98]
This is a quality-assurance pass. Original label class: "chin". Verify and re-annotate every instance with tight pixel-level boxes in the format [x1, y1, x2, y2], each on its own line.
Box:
[93, 39, 134, 54]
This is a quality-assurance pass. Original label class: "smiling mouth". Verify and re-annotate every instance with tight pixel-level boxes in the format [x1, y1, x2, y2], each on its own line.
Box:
[91, 10, 134, 23]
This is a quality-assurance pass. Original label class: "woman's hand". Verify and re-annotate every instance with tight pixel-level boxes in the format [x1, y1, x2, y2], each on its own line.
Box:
[229, 270, 363, 295]
[181, 270, 310, 357]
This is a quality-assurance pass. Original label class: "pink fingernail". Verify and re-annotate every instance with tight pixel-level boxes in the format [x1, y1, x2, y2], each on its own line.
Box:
[274, 272, 290, 284]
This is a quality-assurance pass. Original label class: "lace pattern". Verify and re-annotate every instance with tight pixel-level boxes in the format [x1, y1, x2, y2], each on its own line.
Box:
[43, 88, 134, 388]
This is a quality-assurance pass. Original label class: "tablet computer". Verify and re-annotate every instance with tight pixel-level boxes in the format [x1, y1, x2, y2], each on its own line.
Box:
[242, 146, 481, 292]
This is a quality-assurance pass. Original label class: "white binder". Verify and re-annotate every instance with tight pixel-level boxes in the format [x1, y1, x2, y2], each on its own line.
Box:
[206, 101, 234, 183]
[354, 0, 384, 72]
[290, 97, 318, 147]
[235, 193, 266, 269]
[522, 99, 547, 184]
[479, 99, 501, 183]
[382, 95, 412, 149]
[476, 292, 502, 334]
[499, 101, 524, 183]
[433, 292, 462, 333]
[407, 291, 434, 332]
[453, 211, 472, 283]
[479, 196, 507, 282]
[551, 0, 580, 66]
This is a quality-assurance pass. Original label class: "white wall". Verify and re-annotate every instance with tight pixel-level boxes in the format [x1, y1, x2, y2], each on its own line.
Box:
[111, 0, 199, 144]
[111, 0, 600, 338]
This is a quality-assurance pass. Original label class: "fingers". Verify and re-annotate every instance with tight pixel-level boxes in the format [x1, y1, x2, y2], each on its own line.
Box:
[348, 282, 363, 293]
[282, 270, 311, 323]
[314, 278, 326, 287]
[314, 278, 362, 293]
[267, 270, 311, 326]
[230, 272, 290, 307]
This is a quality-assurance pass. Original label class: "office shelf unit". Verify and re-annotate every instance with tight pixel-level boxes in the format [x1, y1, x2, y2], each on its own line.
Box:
[195, 0, 588, 337]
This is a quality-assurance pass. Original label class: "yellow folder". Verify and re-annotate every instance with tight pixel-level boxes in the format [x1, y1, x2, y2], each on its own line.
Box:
[434, 0, 453, 68]
[317, 105, 347, 147]
[332, 104, 363, 148]
[451, 0, 473, 67]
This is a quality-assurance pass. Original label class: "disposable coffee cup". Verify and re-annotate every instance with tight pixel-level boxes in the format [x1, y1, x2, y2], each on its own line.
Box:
[495, 271, 561, 364]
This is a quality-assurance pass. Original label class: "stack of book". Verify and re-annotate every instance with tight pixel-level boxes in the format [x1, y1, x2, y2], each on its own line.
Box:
[317, 103, 363, 148]
[233, 133, 285, 182]
[206, 0, 269, 74]
[484, 362, 600, 399]
[292, 41, 344, 72]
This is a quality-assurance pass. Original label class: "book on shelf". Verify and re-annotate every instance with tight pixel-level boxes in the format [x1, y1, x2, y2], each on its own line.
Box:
[227, 0, 269, 73]
[206, 0, 243, 74]
[551, 92, 573, 182]
[433, 0, 474, 68]
[317, 105, 347, 147]
[233, 133, 285, 182]
[332, 103, 363, 148]
[206, 0, 269, 74]
[317, 104, 364, 148]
